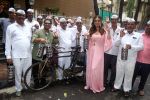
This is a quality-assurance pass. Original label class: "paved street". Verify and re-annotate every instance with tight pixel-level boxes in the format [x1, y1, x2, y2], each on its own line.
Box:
[0, 75, 150, 100]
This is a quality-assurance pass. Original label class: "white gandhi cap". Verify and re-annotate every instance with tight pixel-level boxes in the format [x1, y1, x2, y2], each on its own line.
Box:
[127, 18, 135, 23]
[59, 18, 66, 22]
[111, 14, 118, 19]
[122, 17, 130, 22]
[16, 9, 25, 15]
[27, 8, 34, 13]
[77, 16, 82, 20]
[8, 7, 16, 13]
[37, 15, 43, 19]
[76, 18, 82, 23]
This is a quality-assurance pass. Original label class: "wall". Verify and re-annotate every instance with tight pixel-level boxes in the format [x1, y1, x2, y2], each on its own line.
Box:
[15, 0, 95, 17]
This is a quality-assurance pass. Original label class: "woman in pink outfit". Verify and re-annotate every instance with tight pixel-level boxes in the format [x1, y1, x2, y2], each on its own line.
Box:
[84, 15, 112, 93]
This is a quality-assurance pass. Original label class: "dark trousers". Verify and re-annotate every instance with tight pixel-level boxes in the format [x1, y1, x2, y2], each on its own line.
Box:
[132, 61, 150, 91]
[104, 53, 117, 88]
[32, 59, 41, 85]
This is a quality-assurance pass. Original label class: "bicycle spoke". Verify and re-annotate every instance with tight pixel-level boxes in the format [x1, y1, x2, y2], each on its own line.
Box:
[24, 61, 54, 91]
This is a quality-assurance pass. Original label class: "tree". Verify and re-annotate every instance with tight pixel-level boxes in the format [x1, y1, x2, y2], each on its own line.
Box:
[25, 0, 31, 11]
[9, 0, 14, 7]
[118, 0, 124, 25]
[126, 0, 135, 17]
[134, 0, 142, 22]
[138, 1, 150, 30]
[93, 0, 99, 15]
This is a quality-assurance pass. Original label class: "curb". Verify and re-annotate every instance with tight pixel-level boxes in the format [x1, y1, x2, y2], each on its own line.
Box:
[0, 86, 15, 94]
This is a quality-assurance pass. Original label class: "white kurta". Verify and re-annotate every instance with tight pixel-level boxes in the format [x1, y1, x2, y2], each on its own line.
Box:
[114, 31, 143, 92]
[24, 19, 40, 33]
[5, 22, 32, 92]
[56, 27, 75, 80]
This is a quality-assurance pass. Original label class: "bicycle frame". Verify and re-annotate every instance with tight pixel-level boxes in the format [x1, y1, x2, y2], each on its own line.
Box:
[24, 45, 86, 91]
[47, 45, 82, 68]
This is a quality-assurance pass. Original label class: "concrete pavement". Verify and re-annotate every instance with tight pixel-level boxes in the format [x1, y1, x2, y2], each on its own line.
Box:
[0, 76, 150, 100]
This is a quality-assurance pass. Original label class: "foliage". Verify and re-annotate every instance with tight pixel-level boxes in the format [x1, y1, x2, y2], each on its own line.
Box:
[139, 4, 150, 30]
[126, 0, 135, 17]
[45, 7, 59, 15]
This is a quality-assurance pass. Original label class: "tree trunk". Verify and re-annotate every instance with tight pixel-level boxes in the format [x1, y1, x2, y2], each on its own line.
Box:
[93, 0, 99, 15]
[119, 0, 124, 26]
[138, 3, 150, 30]
[134, 0, 141, 22]
[126, 0, 135, 17]
[9, 0, 14, 7]
[25, 0, 31, 11]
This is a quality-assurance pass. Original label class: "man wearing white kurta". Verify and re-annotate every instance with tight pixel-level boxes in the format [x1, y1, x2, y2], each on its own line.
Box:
[70, 18, 88, 51]
[24, 9, 40, 33]
[113, 18, 143, 96]
[56, 18, 75, 80]
[5, 10, 32, 96]
[70, 18, 88, 75]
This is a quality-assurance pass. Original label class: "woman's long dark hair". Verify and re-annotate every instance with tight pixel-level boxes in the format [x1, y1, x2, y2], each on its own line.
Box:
[89, 15, 105, 37]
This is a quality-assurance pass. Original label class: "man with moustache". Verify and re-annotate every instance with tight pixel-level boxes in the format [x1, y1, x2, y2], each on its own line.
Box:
[112, 18, 144, 97]
[5, 9, 32, 96]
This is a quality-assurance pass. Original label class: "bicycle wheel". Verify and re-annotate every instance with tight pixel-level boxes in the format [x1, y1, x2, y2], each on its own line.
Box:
[24, 60, 55, 91]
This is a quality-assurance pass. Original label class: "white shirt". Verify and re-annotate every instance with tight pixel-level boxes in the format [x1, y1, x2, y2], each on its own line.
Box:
[24, 19, 40, 32]
[5, 22, 32, 59]
[57, 27, 75, 49]
[116, 31, 143, 60]
[105, 26, 122, 56]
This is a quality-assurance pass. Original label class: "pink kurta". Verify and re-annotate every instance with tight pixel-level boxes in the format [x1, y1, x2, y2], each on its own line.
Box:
[137, 33, 150, 64]
[85, 32, 112, 93]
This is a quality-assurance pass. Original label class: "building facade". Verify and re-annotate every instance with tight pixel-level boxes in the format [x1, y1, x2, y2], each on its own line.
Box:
[14, 0, 95, 17]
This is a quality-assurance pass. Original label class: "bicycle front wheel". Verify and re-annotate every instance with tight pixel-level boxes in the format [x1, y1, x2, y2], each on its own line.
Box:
[24, 60, 54, 91]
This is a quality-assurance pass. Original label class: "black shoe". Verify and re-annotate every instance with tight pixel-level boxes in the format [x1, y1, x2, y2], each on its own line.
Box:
[124, 91, 130, 97]
[111, 88, 119, 92]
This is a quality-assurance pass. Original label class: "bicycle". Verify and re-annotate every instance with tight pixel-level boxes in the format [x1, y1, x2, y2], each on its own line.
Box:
[24, 44, 86, 91]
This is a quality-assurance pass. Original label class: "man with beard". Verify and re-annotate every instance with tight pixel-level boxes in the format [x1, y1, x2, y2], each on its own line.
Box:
[132, 20, 150, 96]
[56, 17, 75, 80]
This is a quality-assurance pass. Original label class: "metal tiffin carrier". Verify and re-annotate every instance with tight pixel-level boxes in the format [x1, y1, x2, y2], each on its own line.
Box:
[36, 44, 45, 58]
[83, 35, 89, 50]
[121, 47, 128, 60]
[46, 44, 53, 58]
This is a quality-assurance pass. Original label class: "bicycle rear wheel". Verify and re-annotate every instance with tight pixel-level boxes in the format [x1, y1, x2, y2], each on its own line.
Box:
[24, 60, 55, 91]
